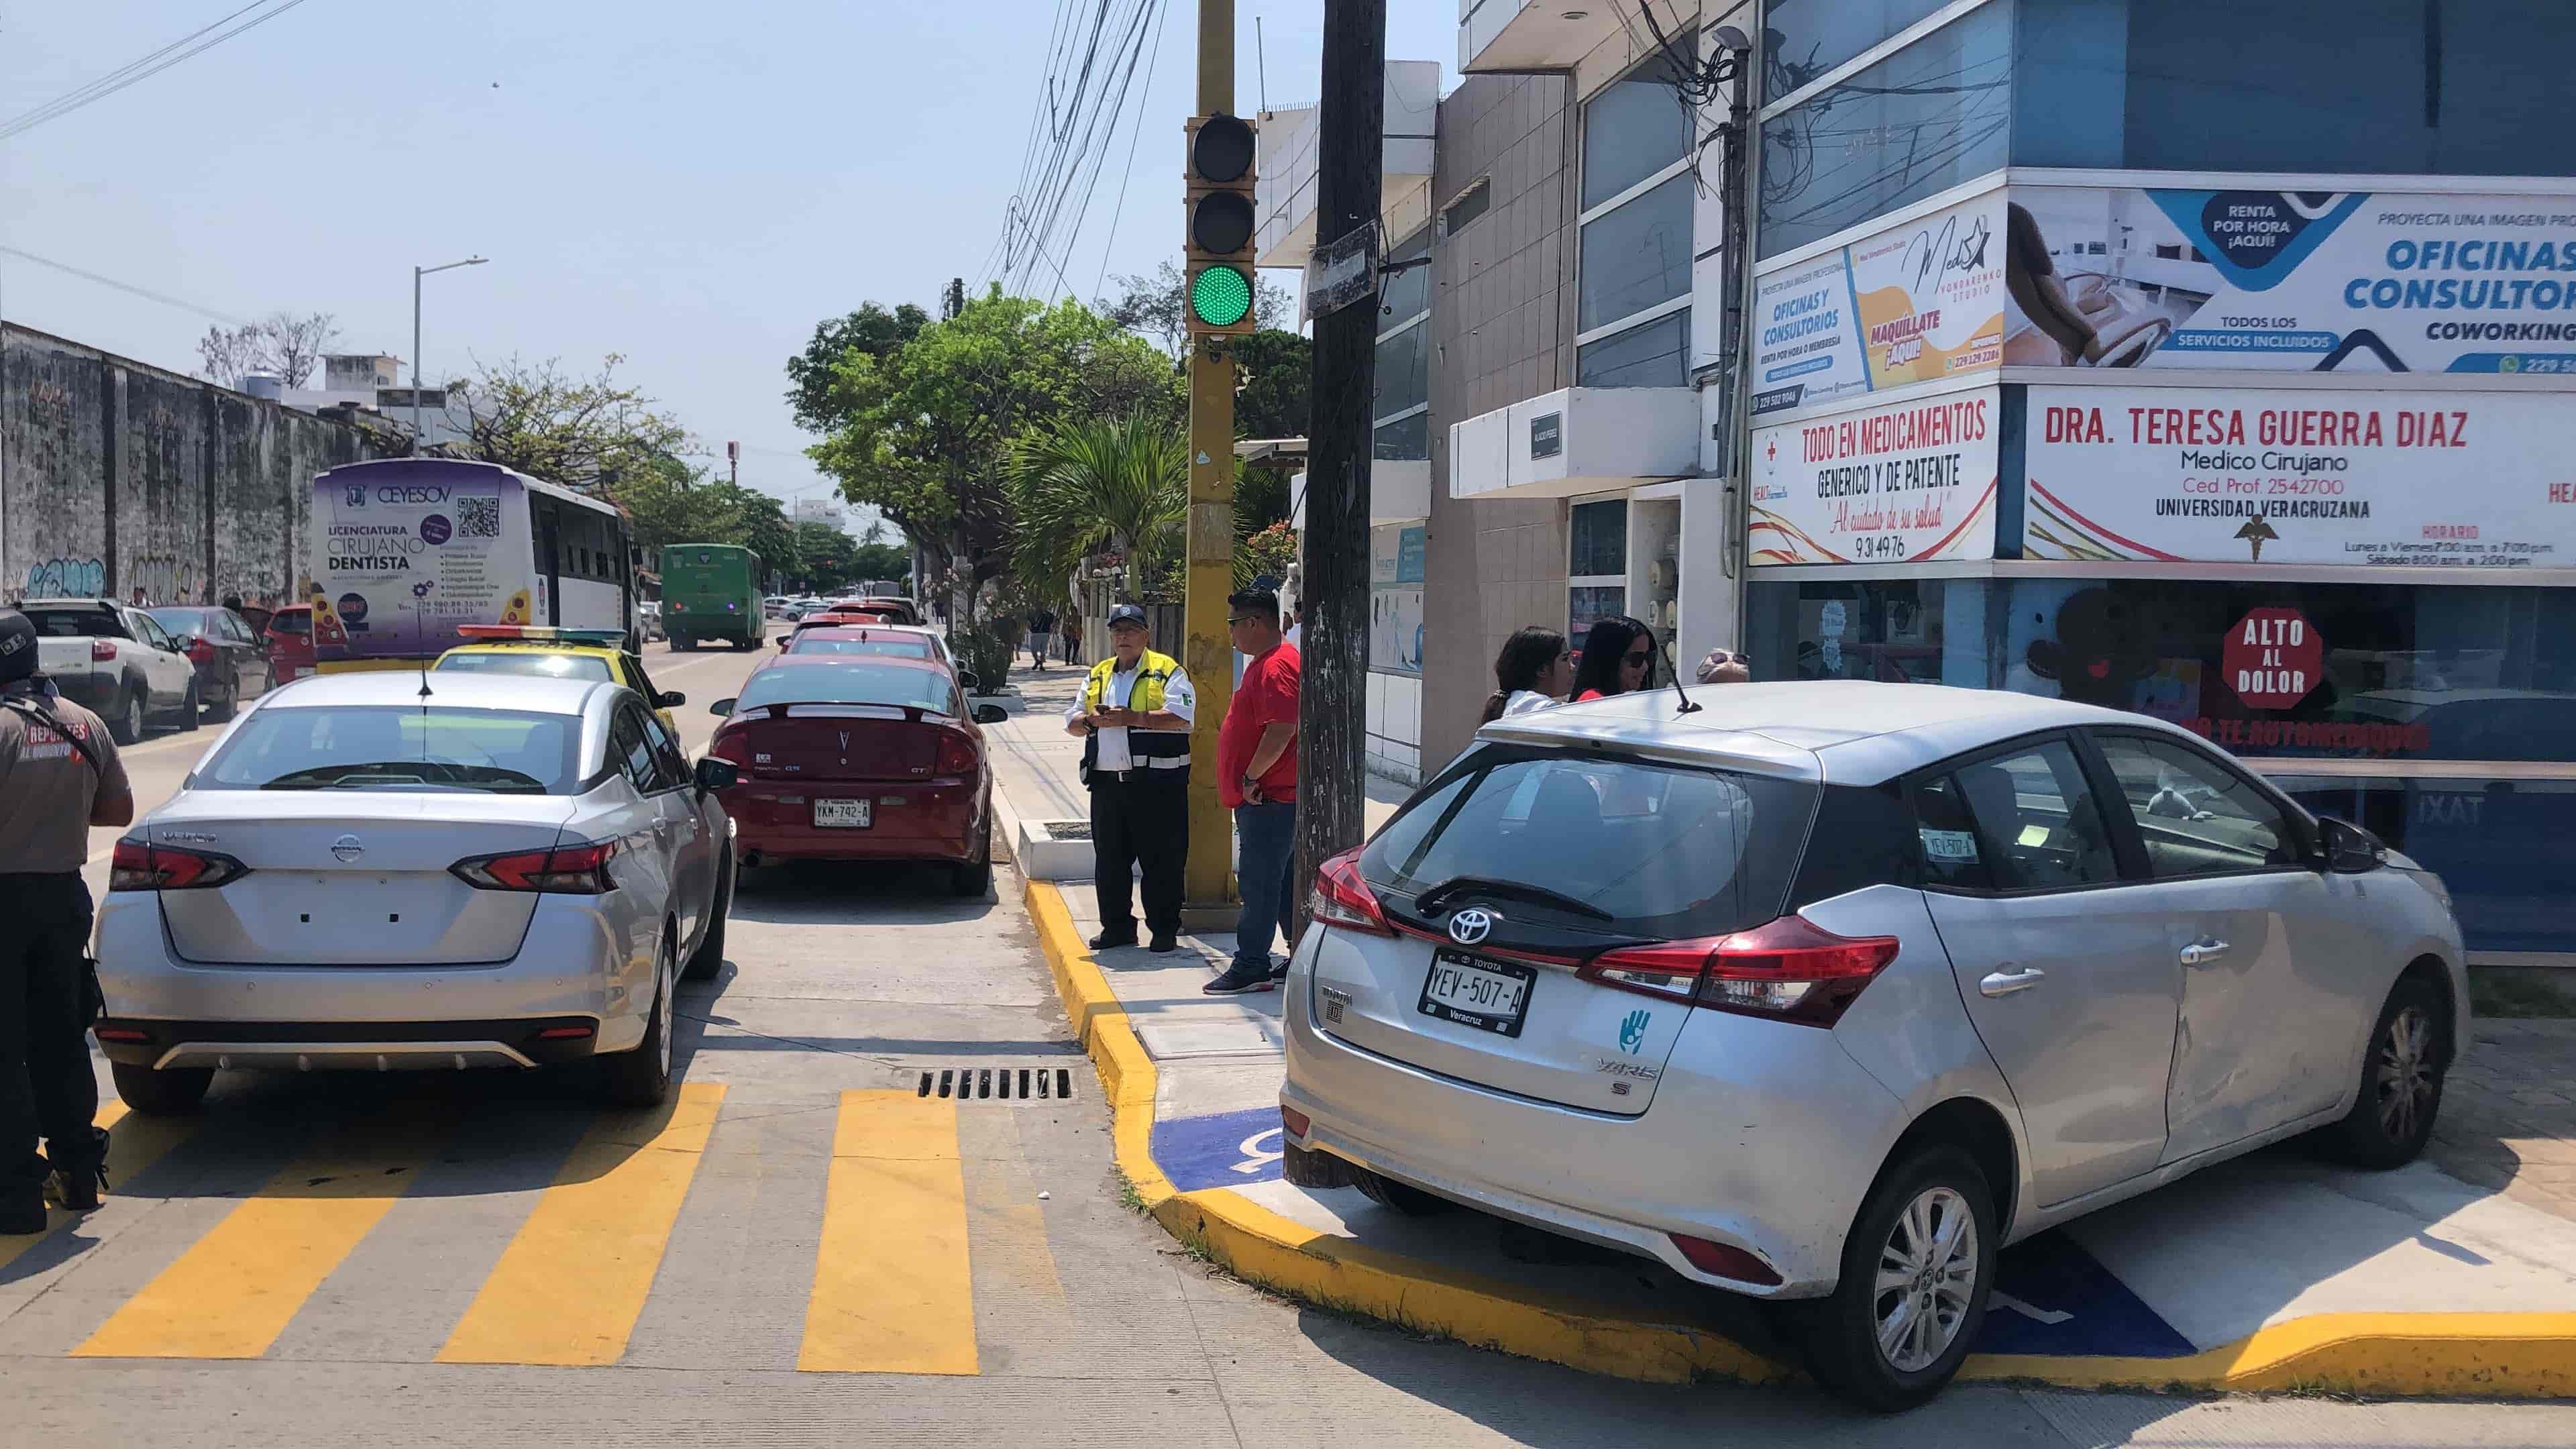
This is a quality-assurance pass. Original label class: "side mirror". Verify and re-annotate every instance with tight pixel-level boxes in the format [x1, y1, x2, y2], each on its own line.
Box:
[973, 704, 1008, 725]
[957, 670, 979, 693]
[776, 634, 790, 647]
[694, 757, 740, 794]
[709, 698, 737, 718]
[657, 690, 686, 708]
[2318, 816, 2386, 873]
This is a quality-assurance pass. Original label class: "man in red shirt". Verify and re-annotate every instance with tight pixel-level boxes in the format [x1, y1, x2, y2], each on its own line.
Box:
[1208, 588, 1300, 994]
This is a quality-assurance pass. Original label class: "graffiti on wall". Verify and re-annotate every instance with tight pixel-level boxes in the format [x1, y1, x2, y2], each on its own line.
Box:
[24, 558, 107, 598]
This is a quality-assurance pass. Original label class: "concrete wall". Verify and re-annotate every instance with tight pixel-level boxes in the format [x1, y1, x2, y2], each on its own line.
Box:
[3, 324, 386, 608]
[1421, 72, 1579, 771]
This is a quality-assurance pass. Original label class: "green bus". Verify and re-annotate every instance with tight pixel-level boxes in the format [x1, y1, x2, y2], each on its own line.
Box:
[659, 543, 765, 649]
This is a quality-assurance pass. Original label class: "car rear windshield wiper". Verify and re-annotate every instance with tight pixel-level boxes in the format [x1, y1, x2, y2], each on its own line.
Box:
[1410, 875, 1613, 922]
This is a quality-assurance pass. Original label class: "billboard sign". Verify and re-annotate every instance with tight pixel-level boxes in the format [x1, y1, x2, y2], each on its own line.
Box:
[310, 462, 534, 660]
[2023, 385, 2576, 568]
[2002, 184, 2576, 376]
[1752, 191, 2008, 414]
[1750, 390, 2000, 565]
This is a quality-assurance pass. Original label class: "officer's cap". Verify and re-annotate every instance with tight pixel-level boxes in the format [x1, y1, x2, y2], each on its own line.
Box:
[1106, 604, 1149, 631]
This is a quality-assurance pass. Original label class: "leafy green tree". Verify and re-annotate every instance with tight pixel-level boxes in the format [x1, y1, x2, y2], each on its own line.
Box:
[792, 522, 859, 592]
[800, 288, 1177, 633]
[1010, 414, 1187, 602]
[849, 540, 913, 583]
[1098, 261, 1297, 359]
[1230, 329, 1311, 440]
[616, 456, 746, 553]
[785, 303, 930, 433]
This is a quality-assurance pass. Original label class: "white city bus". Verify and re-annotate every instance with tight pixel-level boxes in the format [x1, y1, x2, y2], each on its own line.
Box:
[307, 458, 633, 670]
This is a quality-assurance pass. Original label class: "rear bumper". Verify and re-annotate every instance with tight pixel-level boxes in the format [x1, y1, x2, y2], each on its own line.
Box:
[722, 781, 982, 864]
[90, 890, 657, 1065]
[50, 670, 116, 711]
[1278, 928, 1907, 1297]
[93, 1016, 608, 1069]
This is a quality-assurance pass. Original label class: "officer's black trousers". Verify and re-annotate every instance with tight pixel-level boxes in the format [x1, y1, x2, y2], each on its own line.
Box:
[1089, 768, 1188, 942]
[0, 873, 100, 1195]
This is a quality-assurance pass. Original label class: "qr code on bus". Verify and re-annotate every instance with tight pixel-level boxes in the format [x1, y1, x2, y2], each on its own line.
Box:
[454, 495, 502, 538]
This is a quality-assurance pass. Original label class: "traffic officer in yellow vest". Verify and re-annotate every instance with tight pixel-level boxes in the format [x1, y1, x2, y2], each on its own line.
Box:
[1063, 604, 1195, 953]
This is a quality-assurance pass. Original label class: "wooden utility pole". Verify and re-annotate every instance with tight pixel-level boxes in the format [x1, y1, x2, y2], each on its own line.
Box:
[1296, 0, 1383, 924]
[1181, 0, 1240, 909]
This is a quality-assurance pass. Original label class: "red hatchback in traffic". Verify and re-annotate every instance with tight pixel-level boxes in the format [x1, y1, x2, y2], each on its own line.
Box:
[706, 655, 1006, 896]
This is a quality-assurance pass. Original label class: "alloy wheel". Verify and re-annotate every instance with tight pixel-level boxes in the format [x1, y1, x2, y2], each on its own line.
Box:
[125, 694, 144, 739]
[2376, 1005, 2436, 1143]
[1872, 1186, 1980, 1373]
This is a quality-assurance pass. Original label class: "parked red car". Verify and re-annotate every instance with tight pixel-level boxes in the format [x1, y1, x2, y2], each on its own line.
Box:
[265, 604, 316, 684]
[705, 656, 1007, 895]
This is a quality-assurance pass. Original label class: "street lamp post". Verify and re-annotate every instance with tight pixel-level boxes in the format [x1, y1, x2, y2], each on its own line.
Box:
[413, 256, 488, 443]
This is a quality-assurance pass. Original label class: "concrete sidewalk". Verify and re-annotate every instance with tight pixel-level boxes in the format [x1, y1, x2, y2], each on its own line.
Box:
[981, 665, 2576, 1397]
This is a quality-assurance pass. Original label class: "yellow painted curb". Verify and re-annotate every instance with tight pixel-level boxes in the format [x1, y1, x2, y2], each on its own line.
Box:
[1022, 877, 2576, 1397]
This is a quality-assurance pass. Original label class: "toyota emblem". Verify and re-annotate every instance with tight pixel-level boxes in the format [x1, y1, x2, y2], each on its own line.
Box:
[1448, 908, 1495, 946]
[331, 834, 364, 863]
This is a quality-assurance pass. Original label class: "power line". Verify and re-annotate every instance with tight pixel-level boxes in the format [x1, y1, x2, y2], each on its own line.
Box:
[1091, 0, 1171, 299]
[0, 0, 324, 143]
[0, 245, 250, 327]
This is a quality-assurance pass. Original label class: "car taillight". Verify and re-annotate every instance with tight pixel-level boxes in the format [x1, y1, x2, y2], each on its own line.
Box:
[186, 638, 215, 664]
[932, 729, 979, 777]
[109, 839, 248, 892]
[1580, 915, 1900, 1028]
[1669, 1233, 1782, 1286]
[1308, 847, 1391, 936]
[91, 639, 117, 661]
[706, 727, 751, 768]
[669, 600, 686, 612]
[451, 840, 620, 894]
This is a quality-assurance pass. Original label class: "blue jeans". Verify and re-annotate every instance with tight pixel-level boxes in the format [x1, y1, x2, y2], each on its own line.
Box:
[1232, 800, 1297, 973]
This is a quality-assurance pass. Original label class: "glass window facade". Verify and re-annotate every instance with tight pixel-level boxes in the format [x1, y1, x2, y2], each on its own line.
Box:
[1578, 173, 1693, 331]
[1581, 51, 1693, 210]
[1757, 0, 2014, 260]
[1766, 0, 1972, 100]
[1569, 500, 1629, 578]
[2015, 0, 2576, 176]
[1577, 309, 1690, 388]
[1747, 576, 2576, 953]
[1373, 412, 1430, 462]
[1374, 321, 1429, 421]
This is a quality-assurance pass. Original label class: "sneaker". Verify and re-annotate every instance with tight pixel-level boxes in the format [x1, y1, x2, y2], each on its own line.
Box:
[1203, 963, 1278, 995]
[1087, 928, 1138, 951]
[1147, 932, 1179, 955]
[0, 1193, 44, 1236]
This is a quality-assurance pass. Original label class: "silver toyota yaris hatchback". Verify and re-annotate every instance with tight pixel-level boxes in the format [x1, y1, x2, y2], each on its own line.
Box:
[1279, 682, 2465, 1409]
[93, 671, 739, 1114]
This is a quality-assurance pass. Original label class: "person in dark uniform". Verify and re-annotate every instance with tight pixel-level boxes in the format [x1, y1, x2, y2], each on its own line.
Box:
[1064, 604, 1195, 954]
[0, 607, 134, 1235]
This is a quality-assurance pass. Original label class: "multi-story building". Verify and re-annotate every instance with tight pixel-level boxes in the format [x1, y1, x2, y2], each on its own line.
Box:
[1263, 1, 2576, 965]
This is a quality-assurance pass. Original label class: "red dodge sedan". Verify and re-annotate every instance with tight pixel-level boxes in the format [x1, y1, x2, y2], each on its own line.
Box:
[706, 656, 1006, 896]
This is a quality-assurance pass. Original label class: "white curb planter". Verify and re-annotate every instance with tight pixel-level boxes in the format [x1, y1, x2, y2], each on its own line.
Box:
[1015, 818, 1094, 882]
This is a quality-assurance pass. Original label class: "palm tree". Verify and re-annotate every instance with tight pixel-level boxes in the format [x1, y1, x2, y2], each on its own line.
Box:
[1009, 413, 1187, 603]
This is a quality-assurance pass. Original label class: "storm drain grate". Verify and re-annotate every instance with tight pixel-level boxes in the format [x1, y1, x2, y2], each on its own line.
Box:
[918, 1067, 1074, 1100]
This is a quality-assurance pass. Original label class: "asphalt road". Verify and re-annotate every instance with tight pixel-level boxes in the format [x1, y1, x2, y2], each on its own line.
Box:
[9, 635, 2566, 1446]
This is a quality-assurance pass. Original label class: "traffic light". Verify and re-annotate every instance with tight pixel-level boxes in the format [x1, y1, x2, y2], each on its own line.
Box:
[1185, 113, 1258, 337]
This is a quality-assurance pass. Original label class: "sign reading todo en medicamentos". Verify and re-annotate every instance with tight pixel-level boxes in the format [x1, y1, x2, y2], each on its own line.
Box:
[1750, 391, 2000, 565]
[2023, 385, 2576, 568]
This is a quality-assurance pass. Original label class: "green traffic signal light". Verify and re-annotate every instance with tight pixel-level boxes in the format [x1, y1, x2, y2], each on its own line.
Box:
[1190, 264, 1253, 328]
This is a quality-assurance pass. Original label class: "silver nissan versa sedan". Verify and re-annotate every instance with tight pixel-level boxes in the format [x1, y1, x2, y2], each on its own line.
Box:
[92, 671, 739, 1114]
[1279, 682, 2465, 1410]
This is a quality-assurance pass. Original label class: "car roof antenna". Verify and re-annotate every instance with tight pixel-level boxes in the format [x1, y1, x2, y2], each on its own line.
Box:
[1655, 634, 1702, 716]
[417, 659, 435, 699]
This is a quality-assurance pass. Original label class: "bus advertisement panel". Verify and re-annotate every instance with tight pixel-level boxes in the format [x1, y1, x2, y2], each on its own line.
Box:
[309, 460, 538, 662]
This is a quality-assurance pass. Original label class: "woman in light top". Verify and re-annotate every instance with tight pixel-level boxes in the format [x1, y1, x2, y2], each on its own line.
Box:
[1481, 627, 1572, 723]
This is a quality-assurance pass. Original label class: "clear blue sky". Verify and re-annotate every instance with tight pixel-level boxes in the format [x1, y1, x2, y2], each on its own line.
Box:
[0, 1, 1453, 531]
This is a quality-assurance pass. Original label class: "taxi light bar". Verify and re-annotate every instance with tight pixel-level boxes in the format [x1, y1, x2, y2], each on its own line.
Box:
[454, 625, 629, 645]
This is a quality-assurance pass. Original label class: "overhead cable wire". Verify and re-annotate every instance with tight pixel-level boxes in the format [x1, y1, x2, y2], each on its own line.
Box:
[0, 0, 323, 142]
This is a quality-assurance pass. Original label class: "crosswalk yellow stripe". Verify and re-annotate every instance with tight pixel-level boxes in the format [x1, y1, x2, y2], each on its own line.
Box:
[435, 1081, 724, 1366]
[72, 1103, 437, 1359]
[799, 1089, 977, 1375]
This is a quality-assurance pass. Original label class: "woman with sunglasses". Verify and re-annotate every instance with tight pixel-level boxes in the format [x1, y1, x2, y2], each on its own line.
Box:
[1696, 647, 1752, 684]
[1568, 616, 1656, 702]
